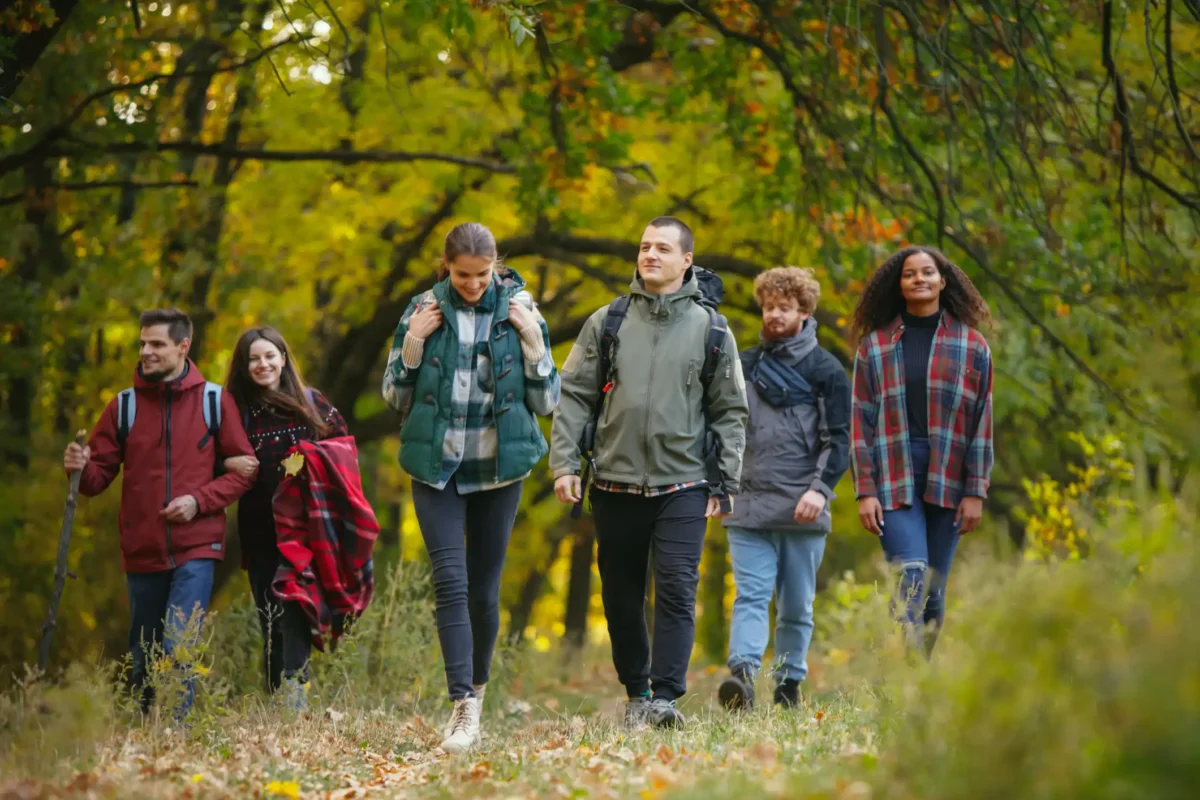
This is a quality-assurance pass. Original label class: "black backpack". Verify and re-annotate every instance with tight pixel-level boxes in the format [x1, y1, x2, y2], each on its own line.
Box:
[573, 266, 732, 517]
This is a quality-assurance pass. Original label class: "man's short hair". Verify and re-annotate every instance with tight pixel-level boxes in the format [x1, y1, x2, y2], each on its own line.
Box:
[754, 267, 821, 314]
[139, 308, 193, 344]
[647, 216, 694, 255]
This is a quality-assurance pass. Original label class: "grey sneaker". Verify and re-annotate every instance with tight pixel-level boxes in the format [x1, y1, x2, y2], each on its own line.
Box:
[647, 697, 685, 729]
[623, 695, 651, 729]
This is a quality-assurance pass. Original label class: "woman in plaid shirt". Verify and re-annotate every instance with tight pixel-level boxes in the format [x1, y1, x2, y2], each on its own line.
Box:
[850, 246, 994, 656]
[382, 222, 560, 754]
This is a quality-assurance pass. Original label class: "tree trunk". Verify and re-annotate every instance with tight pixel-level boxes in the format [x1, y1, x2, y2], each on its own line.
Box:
[562, 525, 594, 647]
[698, 523, 728, 662]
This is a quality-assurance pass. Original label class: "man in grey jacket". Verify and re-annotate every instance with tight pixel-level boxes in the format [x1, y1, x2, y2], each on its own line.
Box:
[551, 217, 749, 729]
[718, 267, 852, 711]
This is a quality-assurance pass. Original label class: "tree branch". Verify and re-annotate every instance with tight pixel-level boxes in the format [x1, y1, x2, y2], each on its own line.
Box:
[44, 141, 518, 173]
[0, 179, 198, 207]
[0, 35, 305, 178]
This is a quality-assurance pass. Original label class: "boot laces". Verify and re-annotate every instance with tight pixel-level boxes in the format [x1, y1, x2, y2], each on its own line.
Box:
[449, 699, 472, 734]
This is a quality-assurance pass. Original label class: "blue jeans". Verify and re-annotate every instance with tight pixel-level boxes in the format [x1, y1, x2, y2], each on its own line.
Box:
[727, 527, 826, 682]
[879, 437, 960, 655]
[126, 557, 216, 717]
[411, 476, 522, 700]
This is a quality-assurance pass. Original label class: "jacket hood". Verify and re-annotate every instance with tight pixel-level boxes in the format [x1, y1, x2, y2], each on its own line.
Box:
[133, 359, 207, 392]
[761, 318, 819, 364]
[628, 266, 703, 317]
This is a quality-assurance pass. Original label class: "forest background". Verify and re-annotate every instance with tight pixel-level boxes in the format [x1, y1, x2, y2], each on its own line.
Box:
[4, 0, 1200, 678]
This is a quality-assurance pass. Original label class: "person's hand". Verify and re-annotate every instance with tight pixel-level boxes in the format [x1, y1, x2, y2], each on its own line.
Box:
[407, 301, 444, 339]
[794, 489, 827, 523]
[857, 496, 884, 535]
[508, 299, 539, 334]
[64, 442, 90, 472]
[555, 475, 582, 504]
[706, 495, 735, 518]
[223, 455, 259, 479]
[161, 495, 199, 523]
[956, 496, 984, 534]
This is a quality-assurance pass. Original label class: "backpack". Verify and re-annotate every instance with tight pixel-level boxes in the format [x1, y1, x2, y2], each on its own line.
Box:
[116, 382, 225, 449]
[573, 265, 732, 517]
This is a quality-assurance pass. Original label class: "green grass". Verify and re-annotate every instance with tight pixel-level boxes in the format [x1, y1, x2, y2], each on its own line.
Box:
[2, 489, 1198, 798]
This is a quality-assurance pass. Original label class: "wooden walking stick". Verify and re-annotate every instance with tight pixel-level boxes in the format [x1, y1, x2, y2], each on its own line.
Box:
[38, 430, 88, 673]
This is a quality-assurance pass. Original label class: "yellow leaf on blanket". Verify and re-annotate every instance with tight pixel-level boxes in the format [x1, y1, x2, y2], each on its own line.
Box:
[282, 451, 306, 478]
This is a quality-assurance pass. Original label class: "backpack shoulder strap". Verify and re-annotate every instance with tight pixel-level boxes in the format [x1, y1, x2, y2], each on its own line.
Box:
[598, 295, 632, 388]
[116, 388, 136, 445]
[199, 382, 222, 448]
[699, 308, 729, 390]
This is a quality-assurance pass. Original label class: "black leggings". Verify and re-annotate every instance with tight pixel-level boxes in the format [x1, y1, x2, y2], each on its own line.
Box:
[411, 476, 523, 700]
[245, 544, 312, 691]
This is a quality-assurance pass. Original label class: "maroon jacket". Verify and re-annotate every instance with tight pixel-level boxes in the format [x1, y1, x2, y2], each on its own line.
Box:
[78, 361, 255, 573]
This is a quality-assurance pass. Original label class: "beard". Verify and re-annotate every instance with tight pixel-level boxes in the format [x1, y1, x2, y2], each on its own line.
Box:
[762, 319, 802, 341]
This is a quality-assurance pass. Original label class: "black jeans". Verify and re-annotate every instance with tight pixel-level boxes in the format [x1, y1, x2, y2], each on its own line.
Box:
[246, 544, 312, 691]
[592, 487, 708, 701]
[411, 476, 523, 700]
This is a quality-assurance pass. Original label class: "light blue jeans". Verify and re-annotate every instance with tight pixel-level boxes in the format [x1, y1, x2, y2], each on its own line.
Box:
[726, 526, 826, 682]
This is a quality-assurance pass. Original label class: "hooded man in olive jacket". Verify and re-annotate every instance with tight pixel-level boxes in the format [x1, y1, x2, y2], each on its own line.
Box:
[551, 217, 749, 729]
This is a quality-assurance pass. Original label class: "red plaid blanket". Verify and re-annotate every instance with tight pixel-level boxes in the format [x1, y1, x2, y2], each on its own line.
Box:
[272, 437, 379, 650]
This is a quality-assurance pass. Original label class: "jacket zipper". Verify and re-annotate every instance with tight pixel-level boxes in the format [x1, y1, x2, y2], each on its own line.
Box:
[642, 312, 660, 490]
[164, 386, 176, 568]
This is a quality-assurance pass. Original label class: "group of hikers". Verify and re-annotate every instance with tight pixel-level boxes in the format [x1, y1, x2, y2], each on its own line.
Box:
[62, 215, 994, 754]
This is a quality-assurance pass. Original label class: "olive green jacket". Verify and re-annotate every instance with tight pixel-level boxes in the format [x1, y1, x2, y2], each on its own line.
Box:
[550, 270, 749, 492]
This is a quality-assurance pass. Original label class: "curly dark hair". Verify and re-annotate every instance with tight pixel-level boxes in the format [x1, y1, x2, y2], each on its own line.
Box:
[851, 246, 990, 339]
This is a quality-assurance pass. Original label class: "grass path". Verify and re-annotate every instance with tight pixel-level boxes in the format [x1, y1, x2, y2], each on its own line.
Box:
[1, 658, 878, 799]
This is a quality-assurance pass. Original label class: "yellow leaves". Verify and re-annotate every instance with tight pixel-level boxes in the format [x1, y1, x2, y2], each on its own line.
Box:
[1055, 301, 1071, 317]
[1024, 432, 1132, 562]
[994, 51, 1015, 69]
[265, 780, 301, 799]
[281, 451, 306, 478]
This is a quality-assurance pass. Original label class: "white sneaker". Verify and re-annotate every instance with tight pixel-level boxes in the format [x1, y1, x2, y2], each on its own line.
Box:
[443, 686, 486, 739]
[439, 697, 481, 754]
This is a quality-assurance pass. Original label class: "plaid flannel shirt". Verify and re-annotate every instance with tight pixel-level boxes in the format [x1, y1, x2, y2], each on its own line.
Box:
[272, 437, 379, 650]
[592, 478, 707, 497]
[850, 313, 993, 511]
[381, 282, 559, 494]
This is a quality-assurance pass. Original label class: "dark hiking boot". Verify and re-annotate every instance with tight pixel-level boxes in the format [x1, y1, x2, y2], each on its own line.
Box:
[647, 697, 685, 729]
[774, 678, 800, 709]
[718, 667, 756, 712]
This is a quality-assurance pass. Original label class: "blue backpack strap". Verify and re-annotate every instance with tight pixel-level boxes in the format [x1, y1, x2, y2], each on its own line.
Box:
[116, 388, 136, 445]
[198, 382, 222, 448]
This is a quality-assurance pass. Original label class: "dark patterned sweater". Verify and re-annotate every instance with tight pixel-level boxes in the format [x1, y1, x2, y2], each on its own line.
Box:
[237, 388, 348, 557]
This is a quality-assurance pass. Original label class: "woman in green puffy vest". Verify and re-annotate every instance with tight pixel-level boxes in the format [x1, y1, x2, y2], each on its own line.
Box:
[381, 222, 560, 754]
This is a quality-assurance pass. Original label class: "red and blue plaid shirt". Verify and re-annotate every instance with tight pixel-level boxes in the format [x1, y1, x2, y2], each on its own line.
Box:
[850, 313, 993, 511]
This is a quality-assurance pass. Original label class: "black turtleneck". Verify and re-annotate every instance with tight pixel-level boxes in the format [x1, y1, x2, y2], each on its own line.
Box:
[901, 309, 941, 438]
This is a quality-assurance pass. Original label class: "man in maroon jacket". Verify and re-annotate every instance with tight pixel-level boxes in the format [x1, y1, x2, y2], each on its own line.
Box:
[63, 308, 256, 716]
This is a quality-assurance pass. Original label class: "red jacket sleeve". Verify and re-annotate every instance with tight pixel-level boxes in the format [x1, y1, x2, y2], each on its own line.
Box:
[77, 400, 122, 497]
[193, 391, 255, 515]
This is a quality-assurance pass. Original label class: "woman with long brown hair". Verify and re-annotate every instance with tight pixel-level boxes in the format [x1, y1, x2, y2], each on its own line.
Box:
[222, 326, 348, 707]
[849, 246, 994, 657]
[382, 221, 560, 754]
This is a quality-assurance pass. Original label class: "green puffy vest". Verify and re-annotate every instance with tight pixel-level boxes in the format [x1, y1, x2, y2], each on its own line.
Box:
[398, 276, 548, 485]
